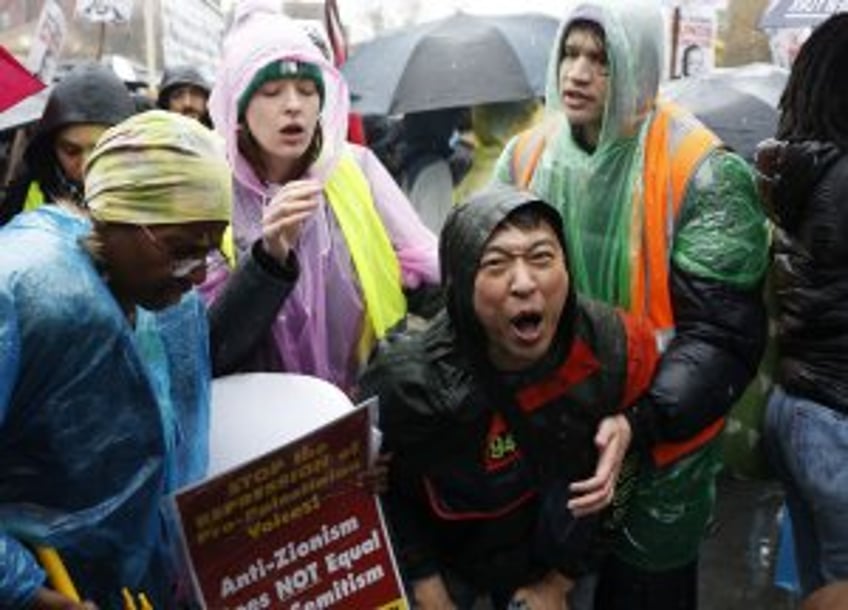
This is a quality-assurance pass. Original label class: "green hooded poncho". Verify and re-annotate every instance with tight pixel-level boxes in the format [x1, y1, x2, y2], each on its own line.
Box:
[494, 0, 770, 571]
[495, 0, 767, 308]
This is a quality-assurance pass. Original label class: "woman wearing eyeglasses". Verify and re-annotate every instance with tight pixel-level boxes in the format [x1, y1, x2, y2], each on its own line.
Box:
[0, 111, 231, 610]
[203, 4, 439, 393]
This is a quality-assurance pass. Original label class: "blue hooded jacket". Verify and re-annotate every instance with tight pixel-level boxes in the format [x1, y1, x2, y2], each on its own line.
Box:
[0, 206, 211, 607]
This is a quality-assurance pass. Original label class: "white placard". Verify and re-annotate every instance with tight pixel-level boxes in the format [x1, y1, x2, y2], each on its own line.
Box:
[676, 9, 718, 78]
[75, 0, 134, 24]
[161, 0, 223, 82]
[208, 373, 354, 476]
[27, 0, 67, 83]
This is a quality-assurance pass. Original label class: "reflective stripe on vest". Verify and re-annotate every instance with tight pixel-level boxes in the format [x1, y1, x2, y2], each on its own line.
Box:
[639, 102, 723, 466]
[23, 181, 45, 212]
[511, 121, 549, 189]
[632, 101, 720, 330]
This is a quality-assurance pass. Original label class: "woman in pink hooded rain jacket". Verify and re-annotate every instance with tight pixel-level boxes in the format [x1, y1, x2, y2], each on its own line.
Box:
[203, 4, 440, 394]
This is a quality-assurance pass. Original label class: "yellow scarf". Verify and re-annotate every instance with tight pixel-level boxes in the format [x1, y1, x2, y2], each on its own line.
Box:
[222, 152, 406, 362]
[324, 151, 406, 346]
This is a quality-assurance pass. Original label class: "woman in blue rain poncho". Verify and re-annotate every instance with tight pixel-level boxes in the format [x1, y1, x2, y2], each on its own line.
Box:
[0, 111, 232, 609]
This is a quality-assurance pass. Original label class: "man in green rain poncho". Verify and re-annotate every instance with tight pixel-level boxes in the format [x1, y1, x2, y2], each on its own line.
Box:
[494, 1, 769, 608]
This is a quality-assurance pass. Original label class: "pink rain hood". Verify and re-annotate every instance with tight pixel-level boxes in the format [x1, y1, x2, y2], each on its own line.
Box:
[208, 3, 439, 392]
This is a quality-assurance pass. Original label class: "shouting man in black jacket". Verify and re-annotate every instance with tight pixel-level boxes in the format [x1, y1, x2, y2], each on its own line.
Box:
[360, 186, 661, 610]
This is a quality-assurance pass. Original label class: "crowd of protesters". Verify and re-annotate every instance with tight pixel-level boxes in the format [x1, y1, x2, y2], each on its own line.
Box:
[0, 0, 846, 608]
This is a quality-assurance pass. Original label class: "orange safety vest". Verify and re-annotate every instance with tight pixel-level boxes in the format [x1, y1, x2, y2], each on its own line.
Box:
[510, 102, 722, 467]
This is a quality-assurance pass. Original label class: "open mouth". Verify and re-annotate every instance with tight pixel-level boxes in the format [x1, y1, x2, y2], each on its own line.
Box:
[280, 124, 304, 136]
[564, 90, 592, 105]
[510, 311, 543, 342]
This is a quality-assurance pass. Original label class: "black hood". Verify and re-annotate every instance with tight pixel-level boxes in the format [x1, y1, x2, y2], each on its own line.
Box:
[28, 63, 135, 150]
[23, 62, 135, 204]
[401, 108, 459, 163]
[440, 184, 575, 371]
[156, 65, 211, 108]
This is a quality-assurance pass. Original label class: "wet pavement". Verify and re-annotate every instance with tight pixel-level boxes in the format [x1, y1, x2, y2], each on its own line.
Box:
[472, 473, 800, 609]
[700, 474, 797, 609]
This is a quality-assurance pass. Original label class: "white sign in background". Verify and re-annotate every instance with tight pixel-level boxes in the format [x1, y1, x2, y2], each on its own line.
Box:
[75, 0, 135, 24]
[27, 0, 67, 83]
[161, 0, 224, 83]
[676, 9, 718, 78]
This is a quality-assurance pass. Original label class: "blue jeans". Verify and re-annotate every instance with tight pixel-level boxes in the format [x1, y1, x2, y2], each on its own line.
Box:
[764, 385, 848, 596]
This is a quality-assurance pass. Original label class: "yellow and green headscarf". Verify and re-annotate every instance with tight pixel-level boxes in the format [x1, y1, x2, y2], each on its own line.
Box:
[85, 110, 232, 225]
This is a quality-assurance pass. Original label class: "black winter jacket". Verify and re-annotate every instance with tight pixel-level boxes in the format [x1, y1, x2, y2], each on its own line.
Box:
[359, 187, 657, 594]
[767, 142, 848, 411]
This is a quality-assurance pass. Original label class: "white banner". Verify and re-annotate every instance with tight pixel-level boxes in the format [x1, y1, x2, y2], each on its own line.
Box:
[27, 0, 67, 83]
[161, 0, 224, 83]
[75, 0, 134, 24]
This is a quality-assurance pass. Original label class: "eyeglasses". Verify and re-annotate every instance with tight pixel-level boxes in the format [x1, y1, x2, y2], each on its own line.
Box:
[138, 225, 209, 279]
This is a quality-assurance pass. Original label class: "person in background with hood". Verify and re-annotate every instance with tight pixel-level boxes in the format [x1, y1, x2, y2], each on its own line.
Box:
[204, 4, 439, 393]
[157, 65, 213, 127]
[1, 62, 135, 224]
[399, 108, 464, 234]
[0, 111, 231, 608]
[758, 14, 848, 602]
[360, 185, 661, 610]
[494, 1, 769, 608]
[453, 98, 543, 204]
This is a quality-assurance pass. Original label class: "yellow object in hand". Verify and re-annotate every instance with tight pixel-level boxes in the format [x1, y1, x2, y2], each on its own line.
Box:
[122, 588, 138, 610]
[34, 547, 81, 602]
[123, 587, 154, 610]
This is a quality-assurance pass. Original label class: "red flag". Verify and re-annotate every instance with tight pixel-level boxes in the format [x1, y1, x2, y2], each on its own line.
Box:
[0, 46, 45, 113]
[324, 0, 347, 65]
[324, 0, 366, 144]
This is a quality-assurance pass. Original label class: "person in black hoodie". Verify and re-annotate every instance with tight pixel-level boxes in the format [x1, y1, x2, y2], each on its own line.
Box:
[156, 65, 213, 127]
[360, 185, 660, 609]
[1, 62, 135, 224]
[398, 108, 467, 234]
[758, 14, 848, 601]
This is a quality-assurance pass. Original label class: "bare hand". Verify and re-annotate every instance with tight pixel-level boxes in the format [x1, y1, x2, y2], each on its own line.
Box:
[511, 570, 573, 609]
[412, 574, 457, 610]
[30, 587, 98, 610]
[568, 414, 631, 517]
[261, 179, 322, 264]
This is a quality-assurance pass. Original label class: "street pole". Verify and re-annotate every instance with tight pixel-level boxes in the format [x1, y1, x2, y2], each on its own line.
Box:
[145, 0, 157, 92]
[670, 5, 681, 79]
[95, 22, 106, 59]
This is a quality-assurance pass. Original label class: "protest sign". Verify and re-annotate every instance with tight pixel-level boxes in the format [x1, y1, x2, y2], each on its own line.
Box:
[676, 9, 717, 77]
[75, 0, 134, 24]
[27, 0, 66, 83]
[174, 402, 407, 610]
[160, 0, 223, 85]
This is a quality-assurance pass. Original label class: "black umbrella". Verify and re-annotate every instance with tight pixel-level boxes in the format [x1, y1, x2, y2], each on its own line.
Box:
[660, 63, 789, 163]
[759, 0, 846, 29]
[342, 12, 558, 115]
